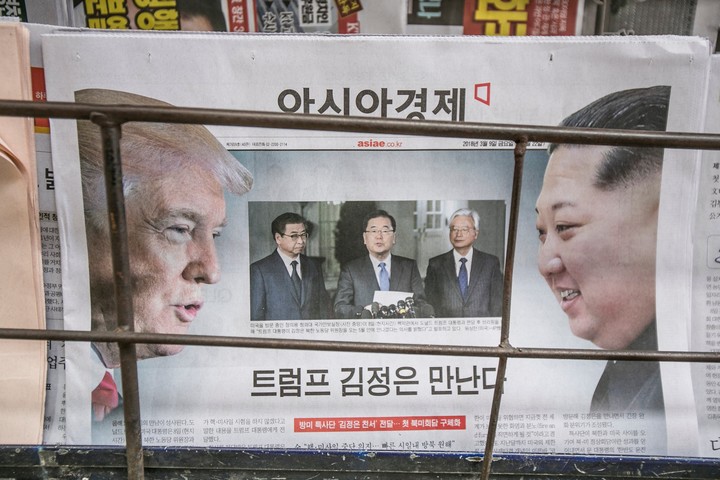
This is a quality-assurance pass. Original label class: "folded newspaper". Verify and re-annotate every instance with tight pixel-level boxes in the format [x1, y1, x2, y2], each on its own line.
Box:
[42, 31, 716, 456]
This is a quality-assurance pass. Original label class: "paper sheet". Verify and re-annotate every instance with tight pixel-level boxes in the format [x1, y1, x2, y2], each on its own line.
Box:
[0, 22, 46, 445]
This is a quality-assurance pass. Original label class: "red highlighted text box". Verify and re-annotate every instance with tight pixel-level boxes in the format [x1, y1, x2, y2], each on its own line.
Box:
[295, 415, 465, 432]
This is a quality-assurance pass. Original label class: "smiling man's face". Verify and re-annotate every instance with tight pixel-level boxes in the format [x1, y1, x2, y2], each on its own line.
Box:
[535, 145, 659, 350]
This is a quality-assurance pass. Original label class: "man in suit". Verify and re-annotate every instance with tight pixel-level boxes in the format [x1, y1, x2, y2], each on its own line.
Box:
[77, 89, 253, 430]
[334, 210, 426, 318]
[251, 212, 330, 320]
[425, 208, 503, 318]
[536, 87, 669, 418]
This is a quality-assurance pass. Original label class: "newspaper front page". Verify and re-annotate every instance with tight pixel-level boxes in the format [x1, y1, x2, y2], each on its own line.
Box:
[692, 53, 720, 457]
[42, 32, 711, 455]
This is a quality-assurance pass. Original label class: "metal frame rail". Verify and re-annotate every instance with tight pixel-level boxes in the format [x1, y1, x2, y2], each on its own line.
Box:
[1, 99, 720, 479]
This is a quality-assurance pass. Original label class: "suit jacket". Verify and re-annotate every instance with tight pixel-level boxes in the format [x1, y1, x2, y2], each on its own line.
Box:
[424, 248, 503, 318]
[250, 251, 330, 320]
[334, 254, 426, 319]
[591, 322, 665, 413]
[589, 321, 666, 451]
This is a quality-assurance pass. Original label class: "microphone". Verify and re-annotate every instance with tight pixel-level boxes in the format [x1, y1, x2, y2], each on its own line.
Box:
[379, 305, 390, 318]
[405, 297, 416, 318]
[371, 302, 380, 318]
[396, 300, 407, 317]
[360, 309, 372, 319]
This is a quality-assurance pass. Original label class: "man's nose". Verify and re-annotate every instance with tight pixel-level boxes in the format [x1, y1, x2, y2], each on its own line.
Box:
[183, 237, 221, 284]
[537, 239, 564, 278]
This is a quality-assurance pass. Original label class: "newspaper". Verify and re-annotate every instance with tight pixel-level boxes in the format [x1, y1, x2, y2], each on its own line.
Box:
[406, 0, 584, 36]
[42, 31, 712, 455]
[24, 22, 68, 445]
[0, 0, 71, 25]
[0, 0, 406, 33]
[691, 53, 720, 457]
[70, 0, 406, 33]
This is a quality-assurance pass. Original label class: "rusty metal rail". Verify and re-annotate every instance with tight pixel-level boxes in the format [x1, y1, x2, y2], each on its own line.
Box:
[2, 99, 720, 480]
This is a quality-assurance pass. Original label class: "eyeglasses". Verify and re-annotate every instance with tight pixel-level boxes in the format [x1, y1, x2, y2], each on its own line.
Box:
[281, 232, 309, 242]
[450, 227, 476, 234]
[364, 228, 395, 236]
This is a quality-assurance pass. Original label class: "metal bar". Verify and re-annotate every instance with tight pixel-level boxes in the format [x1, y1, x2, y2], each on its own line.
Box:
[502, 140, 528, 346]
[480, 139, 530, 479]
[95, 116, 145, 479]
[1, 98, 718, 478]
[2, 327, 718, 363]
[594, 0, 608, 35]
[481, 357, 508, 479]
[1, 100, 720, 150]
[480, 140, 528, 479]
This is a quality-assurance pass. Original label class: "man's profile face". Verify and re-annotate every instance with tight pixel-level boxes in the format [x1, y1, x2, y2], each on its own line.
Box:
[90, 162, 226, 363]
[449, 215, 478, 252]
[535, 146, 659, 350]
[275, 222, 307, 258]
[363, 216, 395, 259]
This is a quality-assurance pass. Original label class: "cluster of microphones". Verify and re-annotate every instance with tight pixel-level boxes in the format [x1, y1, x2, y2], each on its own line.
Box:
[360, 297, 435, 319]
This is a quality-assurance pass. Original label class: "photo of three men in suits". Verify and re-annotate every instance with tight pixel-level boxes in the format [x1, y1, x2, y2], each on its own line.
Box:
[250, 207, 503, 321]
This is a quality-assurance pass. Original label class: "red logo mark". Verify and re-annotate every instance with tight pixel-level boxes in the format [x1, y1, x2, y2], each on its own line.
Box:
[474, 83, 491, 106]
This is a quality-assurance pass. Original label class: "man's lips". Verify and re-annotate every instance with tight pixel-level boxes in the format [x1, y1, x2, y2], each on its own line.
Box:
[174, 302, 203, 322]
[558, 288, 580, 313]
[560, 289, 580, 301]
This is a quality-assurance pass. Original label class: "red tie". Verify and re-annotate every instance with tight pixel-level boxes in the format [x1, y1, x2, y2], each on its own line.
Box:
[91, 371, 119, 421]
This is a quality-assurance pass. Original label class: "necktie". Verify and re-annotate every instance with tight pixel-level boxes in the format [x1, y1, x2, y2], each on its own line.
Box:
[459, 258, 468, 300]
[91, 371, 119, 422]
[379, 262, 390, 291]
[291, 260, 302, 298]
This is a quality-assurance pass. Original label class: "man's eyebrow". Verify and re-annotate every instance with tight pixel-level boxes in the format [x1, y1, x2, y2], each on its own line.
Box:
[163, 209, 202, 223]
[551, 201, 576, 212]
[535, 201, 576, 215]
[162, 208, 227, 227]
